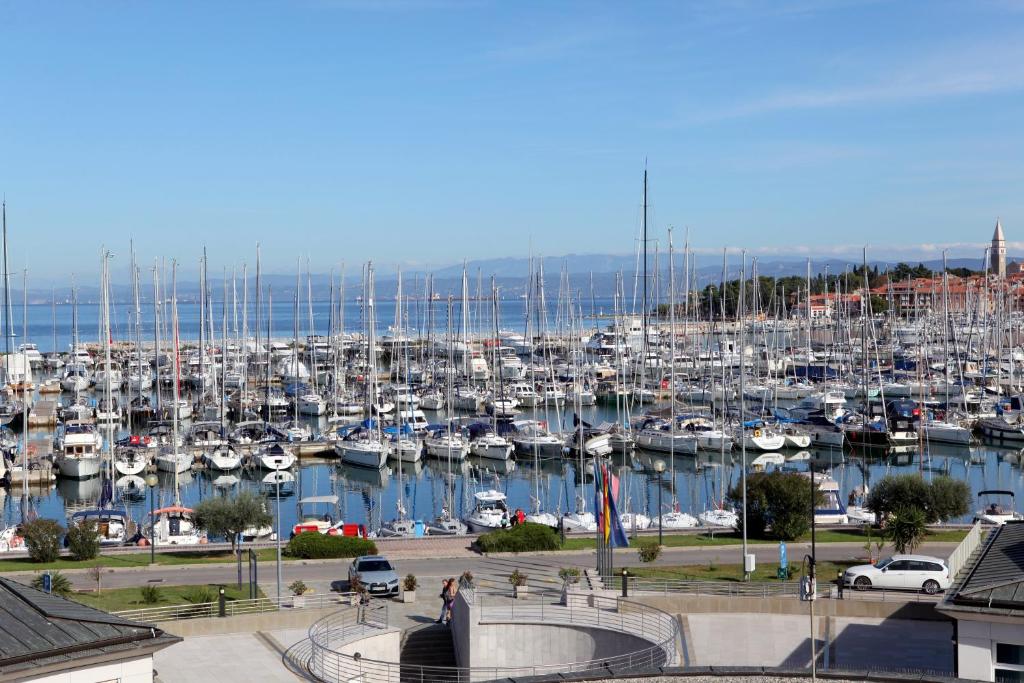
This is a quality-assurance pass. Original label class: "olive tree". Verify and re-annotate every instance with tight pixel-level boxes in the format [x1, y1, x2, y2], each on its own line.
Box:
[193, 491, 273, 554]
[729, 471, 822, 541]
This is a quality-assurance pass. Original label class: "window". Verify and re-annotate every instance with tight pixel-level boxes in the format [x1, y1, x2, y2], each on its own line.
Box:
[925, 562, 944, 573]
[886, 561, 910, 571]
[998, 643, 1024, 666]
[996, 643, 1024, 682]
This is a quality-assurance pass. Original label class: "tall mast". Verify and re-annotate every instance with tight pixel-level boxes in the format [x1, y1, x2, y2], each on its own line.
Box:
[172, 260, 181, 506]
[2, 201, 11, 359]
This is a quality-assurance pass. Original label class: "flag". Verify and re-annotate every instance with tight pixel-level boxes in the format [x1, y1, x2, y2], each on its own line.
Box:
[599, 464, 629, 548]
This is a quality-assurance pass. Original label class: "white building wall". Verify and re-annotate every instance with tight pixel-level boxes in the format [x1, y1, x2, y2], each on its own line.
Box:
[958, 618, 1024, 682]
[25, 654, 153, 683]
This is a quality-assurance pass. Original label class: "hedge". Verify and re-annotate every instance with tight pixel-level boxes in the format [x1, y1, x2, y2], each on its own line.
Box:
[284, 532, 377, 559]
[476, 522, 559, 553]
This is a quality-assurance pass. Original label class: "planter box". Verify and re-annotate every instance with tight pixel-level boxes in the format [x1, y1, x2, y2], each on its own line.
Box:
[292, 595, 306, 608]
[514, 585, 529, 599]
[400, 589, 416, 603]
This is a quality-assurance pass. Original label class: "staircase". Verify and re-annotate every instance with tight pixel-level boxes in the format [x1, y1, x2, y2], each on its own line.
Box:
[400, 622, 456, 681]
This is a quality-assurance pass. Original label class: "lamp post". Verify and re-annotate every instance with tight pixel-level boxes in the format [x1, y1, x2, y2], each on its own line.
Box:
[145, 473, 159, 565]
[654, 460, 665, 546]
[273, 457, 283, 604]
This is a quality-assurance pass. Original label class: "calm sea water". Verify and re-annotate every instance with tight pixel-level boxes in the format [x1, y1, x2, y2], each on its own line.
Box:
[4, 401, 1020, 539]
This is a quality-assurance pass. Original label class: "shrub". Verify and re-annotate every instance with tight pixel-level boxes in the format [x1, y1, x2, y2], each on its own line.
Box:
[22, 519, 64, 563]
[637, 540, 662, 563]
[32, 571, 72, 597]
[284, 532, 377, 559]
[288, 580, 309, 596]
[66, 520, 101, 561]
[140, 584, 162, 604]
[402, 574, 418, 592]
[183, 586, 216, 604]
[558, 567, 581, 584]
[885, 506, 928, 554]
[728, 472, 821, 541]
[508, 568, 528, 587]
[476, 522, 559, 553]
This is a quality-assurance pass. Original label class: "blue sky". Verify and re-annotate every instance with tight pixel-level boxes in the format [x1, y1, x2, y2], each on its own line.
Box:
[2, 0, 1023, 279]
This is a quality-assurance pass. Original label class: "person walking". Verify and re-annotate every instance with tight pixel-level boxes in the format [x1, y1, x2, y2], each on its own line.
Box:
[435, 578, 451, 624]
[443, 576, 458, 625]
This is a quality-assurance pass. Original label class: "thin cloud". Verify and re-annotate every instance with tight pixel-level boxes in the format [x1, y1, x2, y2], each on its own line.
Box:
[689, 37, 1024, 122]
[485, 25, 615, 63]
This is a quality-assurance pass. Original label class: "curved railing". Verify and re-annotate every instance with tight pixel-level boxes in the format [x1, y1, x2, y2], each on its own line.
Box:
[305, 589, 681, 683]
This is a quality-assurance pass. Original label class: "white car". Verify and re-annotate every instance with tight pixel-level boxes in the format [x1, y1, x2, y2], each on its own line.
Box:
[843, 554, 952, 595]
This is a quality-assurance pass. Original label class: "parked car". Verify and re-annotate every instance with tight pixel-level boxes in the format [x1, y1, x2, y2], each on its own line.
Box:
[842, 554, 952, 595]
[348, 555, 399, 596]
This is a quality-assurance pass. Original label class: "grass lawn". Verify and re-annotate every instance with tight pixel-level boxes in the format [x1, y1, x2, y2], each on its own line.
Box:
[0, 548, 296, 573]
[71, 583, 265, 613]
[557, 527, 966, 552]
[622, 560, 858, 583]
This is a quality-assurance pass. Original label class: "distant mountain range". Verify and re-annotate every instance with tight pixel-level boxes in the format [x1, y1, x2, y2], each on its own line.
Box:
[9, 252, 1014, 304]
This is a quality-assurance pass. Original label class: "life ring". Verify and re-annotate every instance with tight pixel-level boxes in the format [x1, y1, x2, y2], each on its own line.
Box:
[753, 429, 762, 438]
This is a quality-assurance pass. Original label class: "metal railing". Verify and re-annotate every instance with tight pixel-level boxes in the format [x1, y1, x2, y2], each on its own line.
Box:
[946, 520, 984, 579]
[608, 575, 804, 597]
[114, 592, 357, 623]
[305, 589, 681, 683]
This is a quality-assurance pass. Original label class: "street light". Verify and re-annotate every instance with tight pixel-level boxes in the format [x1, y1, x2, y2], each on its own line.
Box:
[273, 457, 283, 604]
[654, 460, 665, 546]
[145, 473, 159, 565]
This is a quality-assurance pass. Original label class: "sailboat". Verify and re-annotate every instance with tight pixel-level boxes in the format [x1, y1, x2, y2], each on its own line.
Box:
[336, 263, 388, 469]
[145, 264, 203, 546]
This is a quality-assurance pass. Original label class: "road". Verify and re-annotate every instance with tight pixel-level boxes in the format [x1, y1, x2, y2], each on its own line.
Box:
[45, 540, 960, 595]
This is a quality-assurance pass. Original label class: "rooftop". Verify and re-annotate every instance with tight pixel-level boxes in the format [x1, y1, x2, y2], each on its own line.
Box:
[0, 577, 180, 678]
[940, 520, 1024, 617]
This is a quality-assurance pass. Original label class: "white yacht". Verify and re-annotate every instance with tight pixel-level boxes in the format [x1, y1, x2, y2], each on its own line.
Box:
[203, 444, 242, 471]
[60, 363, 91, 393]
[423, 429, 469, 460]
[469, 430, 513, 460]
[154, 447, 193, 474]
[256, 443, 297, 470]
[53, 421, 104, 479]
[463, 490, 510, 532]
[336, 432, 388, 469]
[145, 505, 204, 545]
[297, 393, 327, 416]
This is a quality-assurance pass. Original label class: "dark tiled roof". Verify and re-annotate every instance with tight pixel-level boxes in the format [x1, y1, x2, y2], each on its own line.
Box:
[945, 521, 1024, 614]
[0, 577, 179, 675]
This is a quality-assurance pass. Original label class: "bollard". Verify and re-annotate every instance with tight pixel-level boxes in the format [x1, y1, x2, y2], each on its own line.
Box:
[621, 568, 628, 598]
[837, 570, 844, 600]
[218, 587, 226, 617]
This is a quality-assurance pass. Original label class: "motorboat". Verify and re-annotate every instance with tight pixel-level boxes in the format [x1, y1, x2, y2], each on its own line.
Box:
[803, 472, 848, 524]
[53, 421, 104, 479]
[975, 490, 1023, 525]
[463, 489, 510, 532]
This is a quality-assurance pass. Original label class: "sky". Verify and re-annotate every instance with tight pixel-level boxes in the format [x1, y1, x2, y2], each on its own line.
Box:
[2, 0, 1024, 281]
